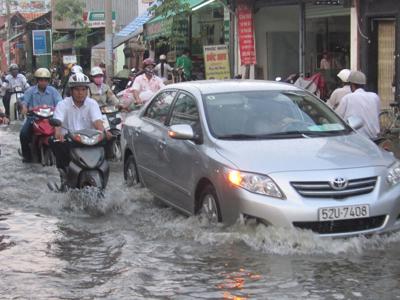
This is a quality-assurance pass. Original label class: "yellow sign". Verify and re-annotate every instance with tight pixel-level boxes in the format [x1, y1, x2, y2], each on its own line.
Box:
[203, 45, 230, 80]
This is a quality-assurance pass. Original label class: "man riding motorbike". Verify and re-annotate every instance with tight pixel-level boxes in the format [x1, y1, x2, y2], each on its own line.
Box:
[49, 73, 111, 188]
[131, 58, 165, 105]
[2, 64, 29, 119]
[20, 68, 62, 163]
[62, 64, 83, 98]
[88, 66, 119, 107]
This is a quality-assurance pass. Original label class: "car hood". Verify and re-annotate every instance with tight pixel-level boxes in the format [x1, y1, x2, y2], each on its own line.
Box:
[214, 133, 395, 174]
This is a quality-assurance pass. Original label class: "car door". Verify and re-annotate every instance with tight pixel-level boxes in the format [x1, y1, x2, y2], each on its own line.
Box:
[133, 90, 176, 194]
[160, 92, 202, 212]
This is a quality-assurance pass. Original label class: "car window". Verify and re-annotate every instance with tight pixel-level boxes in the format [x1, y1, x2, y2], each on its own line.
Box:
[203, 90, 349, 139]
[170, 93, 199, 126]
[144, 90, 176, 124]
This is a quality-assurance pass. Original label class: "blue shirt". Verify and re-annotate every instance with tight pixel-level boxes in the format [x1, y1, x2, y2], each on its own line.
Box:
[22, 85, 62, 110]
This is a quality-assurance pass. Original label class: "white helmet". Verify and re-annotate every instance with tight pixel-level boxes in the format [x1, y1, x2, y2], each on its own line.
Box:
[68, 72, 90, 88]
[71, 65, 83, 74]
[337, 69, 351, 83]
[90, 66, 104, 76]
[159, 54, 166, 60]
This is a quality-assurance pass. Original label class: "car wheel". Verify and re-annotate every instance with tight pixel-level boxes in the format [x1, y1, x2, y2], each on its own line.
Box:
[199, 185, 222, 224]
[124, 155, 140, 187]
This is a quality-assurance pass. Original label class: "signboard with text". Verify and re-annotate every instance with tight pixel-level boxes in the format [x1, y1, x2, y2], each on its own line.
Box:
[237, 0, 256, 65]
[84, 11, 116, 28]
[203, 45, 230, 80]
[32, 30, 51, 56]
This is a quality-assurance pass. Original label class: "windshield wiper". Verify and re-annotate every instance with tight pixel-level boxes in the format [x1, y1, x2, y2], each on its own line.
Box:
[217, 132, 306, 140]
[218, 134, 261, 140]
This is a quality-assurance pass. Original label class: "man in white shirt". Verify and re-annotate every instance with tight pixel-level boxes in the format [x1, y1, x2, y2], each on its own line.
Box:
[327, 69, 352, 109]
[335, 70, 380, 139]
[51, 73, 109, 170]
[1, 64, 29, 118]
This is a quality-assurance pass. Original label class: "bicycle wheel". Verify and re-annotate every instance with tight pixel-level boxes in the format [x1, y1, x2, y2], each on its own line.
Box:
[379, 110, 395, 134]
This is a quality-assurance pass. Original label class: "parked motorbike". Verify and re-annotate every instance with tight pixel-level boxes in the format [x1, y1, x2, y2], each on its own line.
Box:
[47, 118, 120, 192]
[8, 86, 25, 122]
[101, 105, 122, 161]
[28, 105, 56, 166]
[172, 66, 185, 83]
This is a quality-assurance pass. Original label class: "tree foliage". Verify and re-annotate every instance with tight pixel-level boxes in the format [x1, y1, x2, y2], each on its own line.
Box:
[54, 0, 89, 49]
[150, 0, 191, 49]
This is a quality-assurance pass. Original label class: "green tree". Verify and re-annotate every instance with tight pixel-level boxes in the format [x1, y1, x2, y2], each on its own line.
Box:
[150, 0, 191, 49]
[54, 0, 90, 49]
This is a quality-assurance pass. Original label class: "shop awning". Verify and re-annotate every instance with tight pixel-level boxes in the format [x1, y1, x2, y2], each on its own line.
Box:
[144, 0, 207, 40]
[116, 2, 159, 37]
[53, 33, 74, 51]
[92, 30, 142, 50]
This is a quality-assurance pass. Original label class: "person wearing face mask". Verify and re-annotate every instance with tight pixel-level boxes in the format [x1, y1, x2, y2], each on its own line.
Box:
[88, 66, 119, 107]
[131, 58, 165, 104]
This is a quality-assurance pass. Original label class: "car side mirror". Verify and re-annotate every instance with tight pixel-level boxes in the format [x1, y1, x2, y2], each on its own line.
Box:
[49, 118, 62, 127]
[168, 124, 201, 143]
[347, 116, 363, 130]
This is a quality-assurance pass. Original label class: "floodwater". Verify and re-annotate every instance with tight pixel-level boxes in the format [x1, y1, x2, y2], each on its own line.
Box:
[1, 125, 400, 299]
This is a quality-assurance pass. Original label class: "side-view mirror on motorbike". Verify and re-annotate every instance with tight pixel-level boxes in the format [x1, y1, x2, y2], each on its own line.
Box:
[49, 118, 62, 127]
[110, 118, 122, 126]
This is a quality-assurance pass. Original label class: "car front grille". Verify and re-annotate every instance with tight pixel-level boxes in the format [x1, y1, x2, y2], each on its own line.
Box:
[291, 177, 377, 198]
[293, 215, 386, 234]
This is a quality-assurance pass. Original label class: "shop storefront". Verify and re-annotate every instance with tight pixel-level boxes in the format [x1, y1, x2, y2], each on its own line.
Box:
[143, 0, 229, 80]
[254, 0, 351, 98]
[359, 0, 400, 107]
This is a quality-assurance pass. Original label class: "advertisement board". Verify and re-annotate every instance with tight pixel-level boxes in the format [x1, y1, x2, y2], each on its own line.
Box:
[237, 0, 256, 65]
[32, 30, 51, 56]
[203, 45, 230, 80]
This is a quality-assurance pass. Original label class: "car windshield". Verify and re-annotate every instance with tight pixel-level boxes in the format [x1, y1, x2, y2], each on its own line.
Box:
[203, 90, 350, 140]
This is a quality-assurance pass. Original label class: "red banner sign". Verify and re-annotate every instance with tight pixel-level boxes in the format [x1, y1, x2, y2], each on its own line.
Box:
[237, 0, 256, 65]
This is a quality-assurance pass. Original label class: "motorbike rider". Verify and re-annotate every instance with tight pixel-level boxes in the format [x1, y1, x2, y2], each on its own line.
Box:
[154, 54, 173, 83]
[62, 64, 83, 98]
[88, 66, 119, 107]
[50, 73, 111, 181]
[1, 64, 29, 118]
[131, 58, 165, 104]
[19, 68, 62, 162]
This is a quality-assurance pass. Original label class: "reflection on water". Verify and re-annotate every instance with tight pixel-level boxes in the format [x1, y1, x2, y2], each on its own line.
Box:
[1, 126, 400, 299]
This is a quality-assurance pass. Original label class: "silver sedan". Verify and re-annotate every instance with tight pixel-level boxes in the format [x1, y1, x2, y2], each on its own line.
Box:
[121, 80, 400, 237]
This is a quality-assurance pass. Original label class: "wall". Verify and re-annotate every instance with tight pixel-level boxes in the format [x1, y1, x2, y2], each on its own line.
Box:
[254, 5, 299, 80]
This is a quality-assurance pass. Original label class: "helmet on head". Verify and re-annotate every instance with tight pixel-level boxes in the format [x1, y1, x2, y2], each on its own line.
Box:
[71, 65, 83, 74]
[34, 68, 51, 79]
[348, 70, 366, 85]
[143, 58, 155, 67]
[68, 73, 90, 88]
[90, 66, 104, 76]
[159, 54, 166, 60]
[337, 69, 351, 83]
[9, 63, 19, 71]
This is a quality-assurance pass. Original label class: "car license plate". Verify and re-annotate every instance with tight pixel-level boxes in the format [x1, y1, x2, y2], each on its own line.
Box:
[318, 204, 370, 221]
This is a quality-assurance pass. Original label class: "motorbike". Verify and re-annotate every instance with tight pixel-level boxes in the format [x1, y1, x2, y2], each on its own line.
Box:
[47, 118, 120, 192]
[100, 105, 122, 161]
[111, 68, 138, 95]
[8, 86, 25, 122]
[28, 105, 56, 166]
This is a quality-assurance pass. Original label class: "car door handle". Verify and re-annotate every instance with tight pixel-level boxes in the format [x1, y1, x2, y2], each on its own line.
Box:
[158, 140, 167, 149]
[134, 127, 141, 136]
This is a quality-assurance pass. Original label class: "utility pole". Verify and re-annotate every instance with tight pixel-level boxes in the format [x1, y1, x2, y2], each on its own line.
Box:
[105, 0, 113, 85]
[5, 0, 11, 66]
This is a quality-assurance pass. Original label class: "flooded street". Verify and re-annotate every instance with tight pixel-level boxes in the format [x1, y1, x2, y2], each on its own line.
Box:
[1, 125, 400, 299]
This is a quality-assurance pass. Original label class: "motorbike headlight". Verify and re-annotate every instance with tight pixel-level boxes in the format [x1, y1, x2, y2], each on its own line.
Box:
[35, 108, 53, 118]
[226, 169, 285, 199]
[73, 133, 103, 145]
[387, 161, 400, 186]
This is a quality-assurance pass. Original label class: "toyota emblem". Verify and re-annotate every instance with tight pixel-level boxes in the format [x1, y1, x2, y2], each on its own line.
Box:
[330, 177, 348, 190]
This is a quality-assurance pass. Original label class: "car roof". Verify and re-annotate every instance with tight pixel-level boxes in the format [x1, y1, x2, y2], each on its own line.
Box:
[164, 80, 302, 94]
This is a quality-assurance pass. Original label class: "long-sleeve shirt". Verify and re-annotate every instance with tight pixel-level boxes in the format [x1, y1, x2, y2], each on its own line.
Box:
[22, 85, 62, 110]
[335, 88, 380, 139]
[88, 82, 119, 106]
[2, 74, 29, 92]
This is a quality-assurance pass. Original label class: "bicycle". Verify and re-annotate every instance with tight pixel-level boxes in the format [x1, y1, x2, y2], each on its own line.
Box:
[379, 102, 400, 134]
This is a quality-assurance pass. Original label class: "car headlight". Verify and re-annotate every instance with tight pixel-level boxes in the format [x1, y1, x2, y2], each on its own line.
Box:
[387, 161, 400, 185]
[226, 169, 285, 199]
